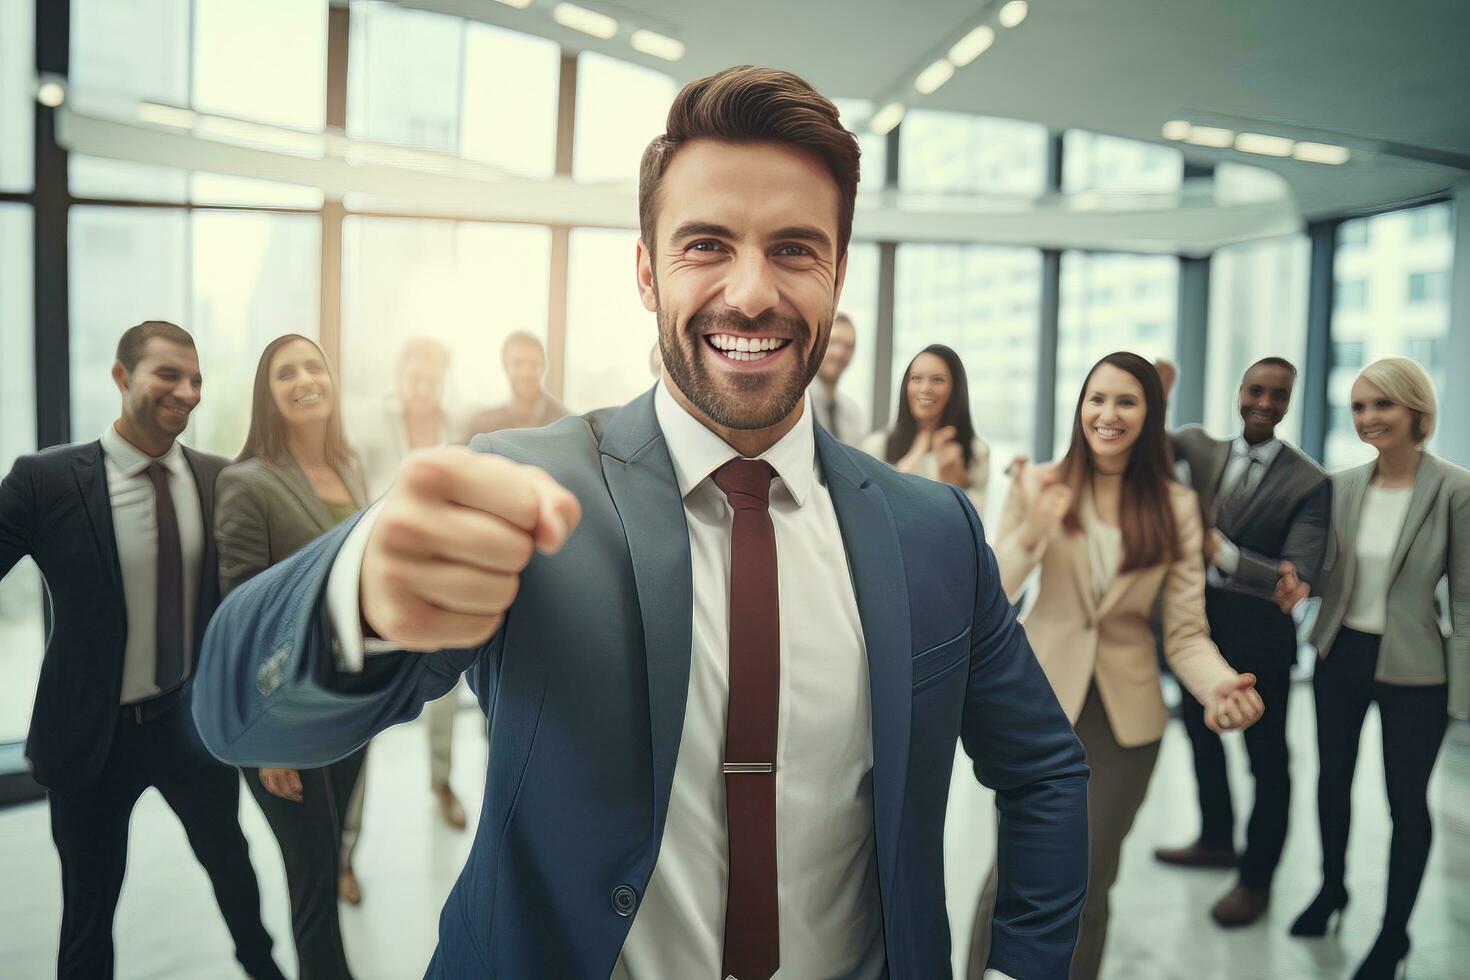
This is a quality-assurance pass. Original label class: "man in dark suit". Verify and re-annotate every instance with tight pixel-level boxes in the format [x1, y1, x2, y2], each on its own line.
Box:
[0, 321, 284, 978]
[1157, 357, 1332, 927]
[194, 67, 1089, 979]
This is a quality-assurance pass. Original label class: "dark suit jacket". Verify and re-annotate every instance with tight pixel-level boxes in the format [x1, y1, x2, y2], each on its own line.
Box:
[214, 454, 368, 597]
[0, 440, 227, 790]
[1171, 425, 1332, 599]
[194, 388, 1090, 979]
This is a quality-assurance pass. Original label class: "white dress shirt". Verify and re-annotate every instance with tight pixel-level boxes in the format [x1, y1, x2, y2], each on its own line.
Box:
[326, 387, 1014, 978]
[101, 424, 204, 704]
[1342, 485, 1415, 634]
[1208, 434, 1284, 585]
[808, 382, 868, 448]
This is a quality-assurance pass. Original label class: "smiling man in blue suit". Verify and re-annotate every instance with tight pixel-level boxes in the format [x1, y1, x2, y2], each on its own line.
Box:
[195, 66, 1089, 980]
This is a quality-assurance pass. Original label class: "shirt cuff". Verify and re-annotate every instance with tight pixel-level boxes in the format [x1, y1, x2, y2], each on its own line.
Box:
[983, 971, 1015, 980]
[325, 501, 400, 672]
[1212, 535, 1241, 575]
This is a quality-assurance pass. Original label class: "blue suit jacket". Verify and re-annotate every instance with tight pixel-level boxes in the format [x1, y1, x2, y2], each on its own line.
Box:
[194, 389, 1088, 979]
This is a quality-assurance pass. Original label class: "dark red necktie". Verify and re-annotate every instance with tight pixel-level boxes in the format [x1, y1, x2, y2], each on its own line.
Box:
[713, 459, 780, 980]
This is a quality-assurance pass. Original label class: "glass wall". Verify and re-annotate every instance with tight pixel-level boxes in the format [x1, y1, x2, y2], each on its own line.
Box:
[69, 207, 320, 459]
[349, 1, 461, 153]
[1062, 131, 1182, 194]
[564, 228, 652, 412]
[573, 52, 676, 184]
[899, 110, 1048, 196]
[1326, 202, 1455, 467]
[0, 0, 33, 192]
[834, 243, 881, 432]
[894, 244, 1041, 522]
[1206, 235, 1310, 445]
[1, 205, 42, 742]
[1056, 251, 1178, 457]
[340, 217, 552, 441]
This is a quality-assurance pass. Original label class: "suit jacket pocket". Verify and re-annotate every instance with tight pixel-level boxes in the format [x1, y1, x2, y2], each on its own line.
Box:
[911, 628, 971, 688]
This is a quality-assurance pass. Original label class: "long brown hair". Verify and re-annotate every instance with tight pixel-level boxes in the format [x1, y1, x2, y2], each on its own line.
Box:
[1056, 351, 1179, 572]
[237, 334, 355, 470]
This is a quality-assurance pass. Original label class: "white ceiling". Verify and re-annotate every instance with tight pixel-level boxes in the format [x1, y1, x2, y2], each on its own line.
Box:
[406, 0, 1470, 221]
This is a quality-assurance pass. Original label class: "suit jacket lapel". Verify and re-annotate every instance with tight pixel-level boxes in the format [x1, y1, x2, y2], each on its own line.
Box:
[1387, 455, 1445, 585]
[1201, 438, 1232, 520]
[819, 429, 912, 885]
[1065, 529, 1098, 619]
[1229, 446, 1293, 531]
[269, 456, 335, 535]
[72, 443, 124, 597]
[599, 391, 695, 843]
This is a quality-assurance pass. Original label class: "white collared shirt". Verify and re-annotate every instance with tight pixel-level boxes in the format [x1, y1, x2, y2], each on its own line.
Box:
[1208, 434, 1285, 583]
[100, 424, 204, 704]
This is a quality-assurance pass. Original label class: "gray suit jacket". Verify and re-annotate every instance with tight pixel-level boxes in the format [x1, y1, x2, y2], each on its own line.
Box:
[1171, 425, 1332, 599]
[215, 454, 369, 596]
[1310, 453, 1470, 718]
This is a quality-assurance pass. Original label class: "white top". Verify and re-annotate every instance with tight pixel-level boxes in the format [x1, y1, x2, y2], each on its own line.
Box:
[808, 382, 868, 448]
[1082, 498, 1123, 606]
[326, 387, 1013, 979]
[1342, 484, 1415, 635]
[352, 395, 450, 500]
[100, 424, 204, 704]
[860, 430, 990, 517]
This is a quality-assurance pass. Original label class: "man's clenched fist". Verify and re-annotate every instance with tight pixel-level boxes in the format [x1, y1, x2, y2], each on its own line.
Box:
[361, 447, 581, 651]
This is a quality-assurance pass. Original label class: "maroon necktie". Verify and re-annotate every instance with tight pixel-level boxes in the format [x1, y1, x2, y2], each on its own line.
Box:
[147, 462, 186, 689]
[713, 459, 780, 980]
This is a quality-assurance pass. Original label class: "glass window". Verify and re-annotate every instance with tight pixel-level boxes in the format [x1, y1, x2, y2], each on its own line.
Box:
[70, 155, 190, 203]
[69, 207, 321, 457]
[1338, 220, 1370, 247]
[833, 99, 888, 193]
[348, 1, 462, 153]
[70, 0, 190, 113]
[564, 228, 653, 411]
[894, 244, 1041, 523]
[0, 0, 33, 192]
[1326, 203, 1455, 467]
[68, 207, 189, 444]
[340, 217, 552, 440]
[1205, 235, 1309, 446]
[1063, 131, 1182, 195]
[0, 204, 42, 743]
[573, 52, 675, 185]
[192, 0, 327, 131]
[461, 22, 559, 177]
[1406, 270, 1448, 304]
[1056, 252, 1178, 457]
[186, 211, 321, 457]
[899, 110, 1048, 197]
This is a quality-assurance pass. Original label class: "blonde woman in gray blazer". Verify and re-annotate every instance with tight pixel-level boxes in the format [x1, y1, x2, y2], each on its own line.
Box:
[215, 334, 369, 980]
[1278, 357, 1468, 980]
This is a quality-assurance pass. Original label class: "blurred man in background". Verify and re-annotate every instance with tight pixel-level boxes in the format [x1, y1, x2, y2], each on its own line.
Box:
[808, 310, 866, 447]
[461, 332, 567, 441]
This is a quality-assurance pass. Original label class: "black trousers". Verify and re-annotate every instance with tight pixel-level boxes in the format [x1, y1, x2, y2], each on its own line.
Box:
[1179, 588, 1295, 889]
[244, 745, 368, 980]
[1312, 627, 1448, 937]
[47, 692, 283, 980]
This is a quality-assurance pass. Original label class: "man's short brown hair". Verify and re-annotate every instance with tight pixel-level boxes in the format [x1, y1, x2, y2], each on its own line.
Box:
[116, 320, 195, 374]
[638, 65, 861, 258]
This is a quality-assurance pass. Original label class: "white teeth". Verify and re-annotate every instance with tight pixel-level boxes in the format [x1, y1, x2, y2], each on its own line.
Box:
[1094, 426, 1125, 438]
[736, 337, 751, 352]
[707, 335, 789, 358]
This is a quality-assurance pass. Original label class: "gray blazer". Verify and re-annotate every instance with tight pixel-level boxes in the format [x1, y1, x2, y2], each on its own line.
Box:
[1310, 453, 1470, 719]
[1171, 425, 1333, 597]
[215, 454, 368, 596]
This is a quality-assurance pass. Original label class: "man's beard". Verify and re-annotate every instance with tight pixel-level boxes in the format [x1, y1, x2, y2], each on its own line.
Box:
[658, 306, 828, 431]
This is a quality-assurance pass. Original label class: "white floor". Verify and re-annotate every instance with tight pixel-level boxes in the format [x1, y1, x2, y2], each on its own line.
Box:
[1, 686, 1466, 979]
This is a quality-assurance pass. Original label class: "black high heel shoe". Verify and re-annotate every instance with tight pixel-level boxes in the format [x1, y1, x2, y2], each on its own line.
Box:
[1288, 886, 1349, 937]
[1351, 931, 1409, 980]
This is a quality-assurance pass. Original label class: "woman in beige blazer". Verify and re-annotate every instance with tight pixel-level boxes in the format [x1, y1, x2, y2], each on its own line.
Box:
[215, 335, 369, 980]
[969, 352, 1263, 980]
[1278, 357, 1468, 980]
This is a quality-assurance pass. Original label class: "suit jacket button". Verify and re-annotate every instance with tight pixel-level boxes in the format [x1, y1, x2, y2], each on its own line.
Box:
[611, 884, 638, 917]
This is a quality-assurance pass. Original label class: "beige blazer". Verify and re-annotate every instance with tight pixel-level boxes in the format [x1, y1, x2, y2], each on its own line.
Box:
[1310, 453, 1470, 719]
[861, 430, 991, 516]
[215, 454, 369, 596]
[995, 465, 1236, 747]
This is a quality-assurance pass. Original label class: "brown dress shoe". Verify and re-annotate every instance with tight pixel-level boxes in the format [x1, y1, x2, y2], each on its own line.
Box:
[338, 867, 362, 905]
[1211, 883, 1269, 927]
[434, 783, 467, 830]
[1154, 841, 1239, 869]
